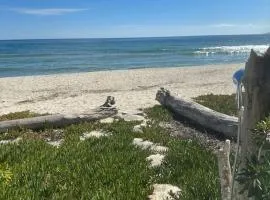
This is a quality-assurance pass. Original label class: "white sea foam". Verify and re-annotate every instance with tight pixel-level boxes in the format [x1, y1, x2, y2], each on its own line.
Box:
[194, 45, 269, 55]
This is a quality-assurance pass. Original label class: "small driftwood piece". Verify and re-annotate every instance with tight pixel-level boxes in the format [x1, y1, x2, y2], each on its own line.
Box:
[218, 140, 232, 200]
[0, 96, 117, 133]
[156, 88, 238, 138]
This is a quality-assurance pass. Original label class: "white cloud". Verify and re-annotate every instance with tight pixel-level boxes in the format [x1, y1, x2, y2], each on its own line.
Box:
[210, 23, 257, 28]
[12, 8, 87, 16]
[211, 23, 237, 28]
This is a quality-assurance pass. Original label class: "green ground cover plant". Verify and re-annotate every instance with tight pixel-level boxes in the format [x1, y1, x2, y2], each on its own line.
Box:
[0, 107, 220, 200]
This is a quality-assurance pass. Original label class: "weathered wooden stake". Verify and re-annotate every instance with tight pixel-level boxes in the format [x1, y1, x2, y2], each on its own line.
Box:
[218, 140, 232, 200]
[233, 47, 270, 199]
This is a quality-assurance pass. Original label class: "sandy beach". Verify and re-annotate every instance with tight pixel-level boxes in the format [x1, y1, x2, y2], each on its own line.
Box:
[0, 63, 243, 115]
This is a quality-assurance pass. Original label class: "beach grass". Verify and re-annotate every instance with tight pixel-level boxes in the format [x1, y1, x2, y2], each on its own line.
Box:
[193, 93, 237, 116]
[0, 107, 220, 200]
[144, 105, 173, 122]
[0, 111, 45, 122]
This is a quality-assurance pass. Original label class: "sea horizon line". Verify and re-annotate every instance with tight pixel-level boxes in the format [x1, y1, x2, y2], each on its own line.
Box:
[0, 32, 268, 42]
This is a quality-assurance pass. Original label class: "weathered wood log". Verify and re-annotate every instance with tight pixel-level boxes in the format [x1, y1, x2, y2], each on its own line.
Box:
[218, 140, 232, 200]
[233, 47, 270, 199]
[0, 96, 117, 133]
[156, 88, 238, 138]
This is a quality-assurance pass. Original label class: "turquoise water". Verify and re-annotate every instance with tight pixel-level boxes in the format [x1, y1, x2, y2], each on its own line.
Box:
[0, 34, 269, 77]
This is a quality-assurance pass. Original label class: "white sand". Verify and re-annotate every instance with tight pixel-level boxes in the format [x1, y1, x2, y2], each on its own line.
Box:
[0, 63, 242, 115]
[79, 131, 109, 141]
[133, 138, 154, 149]
[99, 117, 115, 123]
[148, 184, 182, 200]
[151, 145, 168, 153]
[146, 154, 165, 167]
[0, 137, 22, 145]
[47, 140, 63, 148]
[132, 138, 168, 153]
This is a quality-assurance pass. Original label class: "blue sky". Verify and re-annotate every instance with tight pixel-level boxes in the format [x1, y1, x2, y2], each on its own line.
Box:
[0, 0, 269, 39]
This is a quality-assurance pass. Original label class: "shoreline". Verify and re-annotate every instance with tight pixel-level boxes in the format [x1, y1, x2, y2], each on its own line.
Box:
[0, 62, 243, 79]
[0, 63, 243, 115]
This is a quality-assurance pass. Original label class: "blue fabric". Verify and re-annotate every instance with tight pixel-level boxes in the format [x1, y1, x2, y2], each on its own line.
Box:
[233, 69, 244, 85]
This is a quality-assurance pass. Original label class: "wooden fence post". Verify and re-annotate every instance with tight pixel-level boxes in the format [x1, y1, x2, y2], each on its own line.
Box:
[233, 47, 270, 199]
[218, 140, 232, 200]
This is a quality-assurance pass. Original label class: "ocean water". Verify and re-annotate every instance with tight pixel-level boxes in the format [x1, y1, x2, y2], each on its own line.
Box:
[0, 34, 269, 77]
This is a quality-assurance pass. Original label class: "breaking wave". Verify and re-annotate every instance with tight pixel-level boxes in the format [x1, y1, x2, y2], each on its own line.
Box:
[194, 45, 269, 56]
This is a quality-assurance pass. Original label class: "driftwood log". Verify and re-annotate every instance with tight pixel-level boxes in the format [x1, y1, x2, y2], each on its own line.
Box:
[0, 96, 117, 133]
[156, 88, 238, 138]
